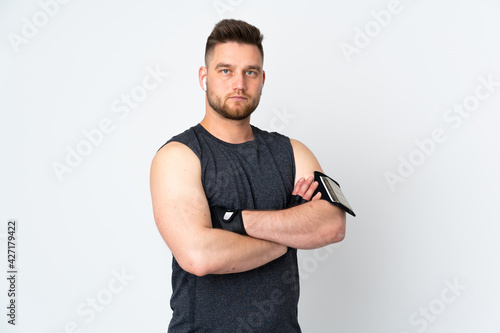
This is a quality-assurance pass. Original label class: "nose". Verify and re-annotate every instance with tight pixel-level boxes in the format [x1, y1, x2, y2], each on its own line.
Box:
[232, 72, 246, 91]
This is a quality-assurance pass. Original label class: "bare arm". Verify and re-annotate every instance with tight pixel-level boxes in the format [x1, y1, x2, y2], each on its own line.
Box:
[150, 142, 287, 277]
[241, 139, 346, 249]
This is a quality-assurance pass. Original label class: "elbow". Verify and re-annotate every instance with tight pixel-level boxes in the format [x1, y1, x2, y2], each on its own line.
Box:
[306, 215, 345, 249]
[331, 211, 346, 243]
[323, 207, 346, 245]
[186, 263, 210, 278]
[330, 222, 345, 243]
[301, 201, 346, 249]
[175, 250, 213, 277]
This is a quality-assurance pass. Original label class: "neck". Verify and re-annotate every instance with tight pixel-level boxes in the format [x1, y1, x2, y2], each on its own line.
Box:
[200, 108, 254, 144]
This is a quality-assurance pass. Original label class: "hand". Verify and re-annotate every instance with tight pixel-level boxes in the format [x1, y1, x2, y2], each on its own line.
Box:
[288, 176, 322, 208]
[292, 176, 322, 201]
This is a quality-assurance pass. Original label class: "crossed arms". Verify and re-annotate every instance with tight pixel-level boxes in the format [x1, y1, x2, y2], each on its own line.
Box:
[150, 139, 346, 277]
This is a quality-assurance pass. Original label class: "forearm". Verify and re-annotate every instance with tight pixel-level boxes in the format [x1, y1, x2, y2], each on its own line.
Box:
[178, 227, 287, 276]
[242, 200, 346, 249]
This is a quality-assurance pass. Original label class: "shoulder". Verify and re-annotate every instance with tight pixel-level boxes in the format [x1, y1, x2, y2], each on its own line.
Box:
[153, 140, 199, 172]
[158, 125, 201, 151]
[289, 138, 323, 181]
[156, 140, 196, 158]
[289, 138, 306, 150]
[150, 141, 203, 206]
[290, 138, 315, 157]
[152, 125, 202, 181]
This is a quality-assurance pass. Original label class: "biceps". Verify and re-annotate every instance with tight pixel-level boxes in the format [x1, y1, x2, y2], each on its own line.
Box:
[150, 143, 212, 256]
[155, 196, 210, 252]
[152, 164, 211, 241]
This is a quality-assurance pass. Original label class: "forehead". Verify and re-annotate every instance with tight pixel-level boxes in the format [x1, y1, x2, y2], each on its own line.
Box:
[208, 42, 263, 68]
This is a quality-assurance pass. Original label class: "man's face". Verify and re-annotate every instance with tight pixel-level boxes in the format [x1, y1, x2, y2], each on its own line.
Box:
[205, 42, 265, 120]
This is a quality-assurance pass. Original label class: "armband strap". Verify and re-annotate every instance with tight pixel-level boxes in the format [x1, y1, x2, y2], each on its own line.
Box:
[313, 171, 356, 217]
[288, 194, 308, 208]
[210, 207, 247, 235]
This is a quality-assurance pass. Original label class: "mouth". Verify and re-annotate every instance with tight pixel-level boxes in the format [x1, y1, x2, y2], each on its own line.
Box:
[228, 95, 248, 102]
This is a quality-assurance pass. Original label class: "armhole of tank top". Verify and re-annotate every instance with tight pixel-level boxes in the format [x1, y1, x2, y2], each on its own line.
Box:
[288, 137, 297, 182]
[168, 139, 205, 190]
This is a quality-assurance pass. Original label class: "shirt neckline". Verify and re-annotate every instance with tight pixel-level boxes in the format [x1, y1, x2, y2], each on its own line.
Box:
[196, 123, 257, 148]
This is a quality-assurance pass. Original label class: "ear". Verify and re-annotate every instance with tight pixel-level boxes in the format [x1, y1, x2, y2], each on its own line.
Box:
[260, 70, 266, 95]
[198, 66, 207, 91]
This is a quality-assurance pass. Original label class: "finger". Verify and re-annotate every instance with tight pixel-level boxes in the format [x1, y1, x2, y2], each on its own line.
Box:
[310, 191, 322, 201]
[292, 177, 313, 196]
[291, 177, 305, 195]
[302, 181, 319, 201]
[296, 176, 314, 197]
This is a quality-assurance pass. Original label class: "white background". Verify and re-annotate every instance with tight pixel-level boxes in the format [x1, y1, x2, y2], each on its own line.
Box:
[1, 0, 499, 332]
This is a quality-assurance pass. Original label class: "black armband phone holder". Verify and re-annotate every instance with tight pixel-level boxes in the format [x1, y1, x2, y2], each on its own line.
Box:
[313, 171, 356, 217]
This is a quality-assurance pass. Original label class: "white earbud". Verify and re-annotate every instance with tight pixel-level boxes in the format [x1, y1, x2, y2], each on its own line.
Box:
[203, 78, 207, 91]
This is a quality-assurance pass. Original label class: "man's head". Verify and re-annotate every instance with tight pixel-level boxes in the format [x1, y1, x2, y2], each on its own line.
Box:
[204, 19, 264, 67]
[200, 19, 266, 121]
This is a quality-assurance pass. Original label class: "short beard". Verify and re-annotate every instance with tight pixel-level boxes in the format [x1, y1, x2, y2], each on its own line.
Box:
[206, 86, 261, 121]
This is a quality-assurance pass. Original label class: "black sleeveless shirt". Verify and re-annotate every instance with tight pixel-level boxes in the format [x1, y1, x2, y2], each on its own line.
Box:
[164, 124, 301, 332]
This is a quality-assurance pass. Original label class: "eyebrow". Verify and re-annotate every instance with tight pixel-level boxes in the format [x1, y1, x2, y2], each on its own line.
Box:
[246, 65, 262, 72]
[214, 63, 232, 69]
[214, 63, 262, 72]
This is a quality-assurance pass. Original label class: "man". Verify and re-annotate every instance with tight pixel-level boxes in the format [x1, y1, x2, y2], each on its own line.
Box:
[150, 19, 348, 332]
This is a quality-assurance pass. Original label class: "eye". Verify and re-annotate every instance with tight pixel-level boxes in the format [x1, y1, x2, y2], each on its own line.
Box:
[221, 69, 230, 74]
[246, 71, 256, 76]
